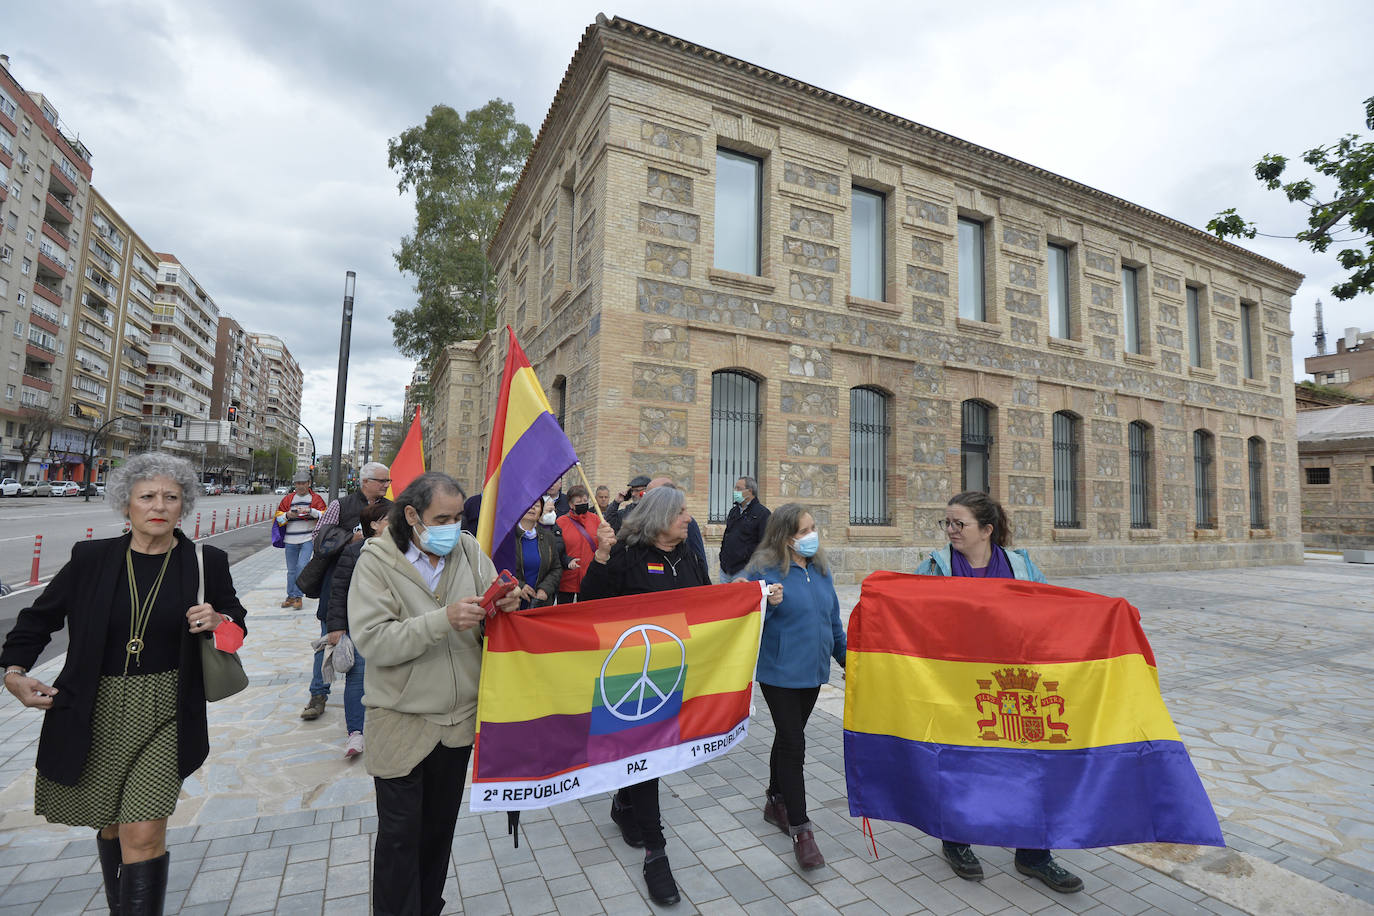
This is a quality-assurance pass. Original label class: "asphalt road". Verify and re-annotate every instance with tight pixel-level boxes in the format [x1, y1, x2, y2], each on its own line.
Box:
[0, 494, 286, 669]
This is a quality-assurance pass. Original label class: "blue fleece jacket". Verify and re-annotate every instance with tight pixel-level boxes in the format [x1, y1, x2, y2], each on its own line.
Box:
[753, 561, 847, 688]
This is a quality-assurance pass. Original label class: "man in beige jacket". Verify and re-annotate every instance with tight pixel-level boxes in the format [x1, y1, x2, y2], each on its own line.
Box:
[348, 471, 519, 916]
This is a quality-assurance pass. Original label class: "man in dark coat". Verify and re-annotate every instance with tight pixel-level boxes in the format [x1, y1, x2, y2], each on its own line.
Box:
[719, 475, 770, 581]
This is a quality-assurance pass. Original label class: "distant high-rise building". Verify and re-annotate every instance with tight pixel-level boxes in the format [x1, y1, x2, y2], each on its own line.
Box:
[0, 55, 94, 480]
[144, 254, 218, 457]
[248, 332, 302, 453]
[210, 314, 265, 483]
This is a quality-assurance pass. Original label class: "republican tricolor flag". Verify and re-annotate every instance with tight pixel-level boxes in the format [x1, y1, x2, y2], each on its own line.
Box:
[385, 405, 426, 500]
[476, 327, 579, 573]
[844, 571, 1223, 850]
[471, 582, 766, 811]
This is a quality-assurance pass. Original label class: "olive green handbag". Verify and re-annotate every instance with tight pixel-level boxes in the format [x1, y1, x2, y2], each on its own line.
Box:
[195, 543, 249, 701]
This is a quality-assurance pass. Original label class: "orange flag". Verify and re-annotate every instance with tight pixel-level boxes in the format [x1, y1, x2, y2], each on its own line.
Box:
[386, 406, 426, 499]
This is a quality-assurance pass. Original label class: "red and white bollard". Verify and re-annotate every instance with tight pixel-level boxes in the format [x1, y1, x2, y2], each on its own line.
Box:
[194, 513, 202, 539]
[86, 528, 93, 540]
[236, 507, 242, 529]
[28, 535, 43, 586]
[210, 511, 217, 536]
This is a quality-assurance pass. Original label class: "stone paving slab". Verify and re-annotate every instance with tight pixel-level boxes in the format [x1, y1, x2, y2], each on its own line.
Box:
[0, 546, 1370, 914]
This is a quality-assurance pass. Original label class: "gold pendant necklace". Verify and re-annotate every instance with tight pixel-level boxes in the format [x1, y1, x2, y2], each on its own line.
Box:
[125, 546, 174, 675]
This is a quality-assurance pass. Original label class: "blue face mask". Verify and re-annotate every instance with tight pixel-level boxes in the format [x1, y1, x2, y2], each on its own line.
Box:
[793, 531, 819, 557]
[418, 521, 462, 557]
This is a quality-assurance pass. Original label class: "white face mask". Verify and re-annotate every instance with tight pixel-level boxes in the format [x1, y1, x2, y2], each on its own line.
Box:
[540, 510, 557, 526]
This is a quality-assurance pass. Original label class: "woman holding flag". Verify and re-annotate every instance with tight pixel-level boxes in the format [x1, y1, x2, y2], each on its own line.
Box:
[581, 485, 710, 907]
[914, 490, 1084, 894]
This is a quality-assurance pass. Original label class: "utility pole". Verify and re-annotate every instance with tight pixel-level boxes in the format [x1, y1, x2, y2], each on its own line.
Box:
[330, 271, 356, 502]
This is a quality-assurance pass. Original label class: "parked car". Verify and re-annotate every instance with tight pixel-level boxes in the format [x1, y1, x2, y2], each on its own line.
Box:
[18, 479, 39, 497]
[82, 483, 105, 497]
[274, 486, 289, 495]
[203, 483, 223, 495]
[0, 478, 19, 497]
[56, 481, 84, 497]
[34, 481, 56, 497]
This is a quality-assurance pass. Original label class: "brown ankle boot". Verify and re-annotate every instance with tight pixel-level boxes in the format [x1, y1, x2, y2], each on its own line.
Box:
[762, 791, 789, 835]
[790, 822, 825, 870]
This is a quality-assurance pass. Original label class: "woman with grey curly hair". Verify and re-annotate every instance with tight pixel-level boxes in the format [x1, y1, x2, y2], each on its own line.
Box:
[579, 484, 711, 906]
[0, 451, 247, 915]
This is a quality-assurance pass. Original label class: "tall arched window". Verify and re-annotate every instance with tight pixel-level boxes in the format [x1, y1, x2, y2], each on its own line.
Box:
[1193, 429, 1215, 529]
[1247, 436, 1267, 529]
[960, 400, 993, 494]
[709, 370, 760, 523]
[850, 387, 890, 525]
[1052, 411, 1081, 528]
[1128, 421, 1153, 528]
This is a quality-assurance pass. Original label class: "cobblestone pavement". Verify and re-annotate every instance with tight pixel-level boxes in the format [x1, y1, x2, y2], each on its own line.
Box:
[0, 546, 1371, 915]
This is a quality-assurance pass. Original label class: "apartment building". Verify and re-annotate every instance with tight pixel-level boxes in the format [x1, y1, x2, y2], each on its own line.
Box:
[248, 332, 303, 455]
[210, 314, 265, 482]
[442, 16, 1307, 579]
[143, 254, 218, 456]
[0, 55, 93, 480]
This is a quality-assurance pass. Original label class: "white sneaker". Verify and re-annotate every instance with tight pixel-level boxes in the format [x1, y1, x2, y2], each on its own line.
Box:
[344, 731, 364, 758]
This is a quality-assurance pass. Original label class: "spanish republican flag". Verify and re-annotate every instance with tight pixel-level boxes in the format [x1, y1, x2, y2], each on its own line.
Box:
[470, 581, 766, 811]
[476, 327, 579, 572]
[385, 406, 426, 500]
[844, 572, 1223, 849]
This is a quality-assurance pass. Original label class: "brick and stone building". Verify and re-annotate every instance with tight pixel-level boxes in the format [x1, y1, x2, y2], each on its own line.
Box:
[1297, 403, 1374, 550]
[438, 15, 1306, 579]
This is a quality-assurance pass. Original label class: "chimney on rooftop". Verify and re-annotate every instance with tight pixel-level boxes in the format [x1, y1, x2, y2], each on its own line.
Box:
[0, 54, 10, 72]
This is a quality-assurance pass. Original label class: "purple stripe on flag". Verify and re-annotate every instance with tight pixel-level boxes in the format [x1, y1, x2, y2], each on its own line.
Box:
[587, 716, 681, 765]
[489, 411, 578, 572]
[477, 713, 590, 779]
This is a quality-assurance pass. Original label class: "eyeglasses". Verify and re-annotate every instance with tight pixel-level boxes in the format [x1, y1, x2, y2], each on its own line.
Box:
[938, 519, 967, 532]
[366, 477, 391, 484]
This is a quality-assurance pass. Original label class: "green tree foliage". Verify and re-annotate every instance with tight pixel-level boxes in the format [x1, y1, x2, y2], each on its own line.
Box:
[1209, 97, 1374, 300]
[252, 446, 296, 483]
[387, 100, 533, 364]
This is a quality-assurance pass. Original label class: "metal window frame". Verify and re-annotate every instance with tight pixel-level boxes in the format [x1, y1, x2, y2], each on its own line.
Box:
[1193, 430, 1215, 529]
[714, 149, 763, 277]
[850, 187, 886, 302]
[957, 218, 986, 321]
[849, 387, 890, 525]
[1052, 411, 1080, 528]
[1247, 437, 1265, 528]
[1128, 421, 1152, 528]
[709, 370, 761, 523]
[960, 399, 992, 494]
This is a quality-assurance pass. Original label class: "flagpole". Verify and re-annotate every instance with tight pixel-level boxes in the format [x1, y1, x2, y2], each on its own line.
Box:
[572, 462, 606, 524]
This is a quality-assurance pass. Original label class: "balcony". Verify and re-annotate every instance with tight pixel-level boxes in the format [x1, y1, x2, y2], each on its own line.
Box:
[41, 221, 69, 251]
[48, 164, 78, 198]
[124, 328, 151, 350]
[45, 193, 74, 226]
[21, 373, 54, 393]
[25, 342, 56, 364]
[37, 250, 67, 280]
[32, 279, 63, 307]
[31, 301, 62, 327]
[29, 310, 60, 335]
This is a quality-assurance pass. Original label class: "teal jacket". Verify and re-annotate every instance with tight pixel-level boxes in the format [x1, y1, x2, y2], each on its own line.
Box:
[753, 561, 846, 688]
[915, 545, 1048, 583]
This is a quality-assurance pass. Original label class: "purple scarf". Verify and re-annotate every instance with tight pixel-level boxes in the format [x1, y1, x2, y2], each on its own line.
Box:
[948, 544, 1014, 579]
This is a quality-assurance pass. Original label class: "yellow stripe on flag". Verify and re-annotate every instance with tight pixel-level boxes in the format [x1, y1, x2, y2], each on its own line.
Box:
[844, 651, 1178, 749]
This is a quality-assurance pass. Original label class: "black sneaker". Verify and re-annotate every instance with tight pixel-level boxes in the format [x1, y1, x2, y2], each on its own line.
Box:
[643, 851, 680, 905]
[610, 796, 644, 848]
[942, 842, 984, 880]
[1015, 857, 1084, 893]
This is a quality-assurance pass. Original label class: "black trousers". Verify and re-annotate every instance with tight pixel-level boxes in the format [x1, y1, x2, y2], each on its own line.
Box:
[373, 742, 471, 916]
[759, 682, 820, 827]
[554, 590, 579, 604]
[615, 778, 665, 850]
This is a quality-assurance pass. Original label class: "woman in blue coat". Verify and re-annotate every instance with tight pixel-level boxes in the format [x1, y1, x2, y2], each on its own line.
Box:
[744, 502, 846, 871]
[914, 490, 1083, 894]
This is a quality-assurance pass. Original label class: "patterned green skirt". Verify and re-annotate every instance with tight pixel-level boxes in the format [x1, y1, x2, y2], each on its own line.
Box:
[35, 670, 181, 828]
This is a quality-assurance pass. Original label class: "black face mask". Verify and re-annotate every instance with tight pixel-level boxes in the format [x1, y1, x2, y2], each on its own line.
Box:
[572, 502, 590, 515]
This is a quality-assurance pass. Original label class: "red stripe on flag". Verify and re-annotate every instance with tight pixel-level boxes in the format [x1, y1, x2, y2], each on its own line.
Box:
[679, 687, 752, 741]
[854, 571, 1155, 665]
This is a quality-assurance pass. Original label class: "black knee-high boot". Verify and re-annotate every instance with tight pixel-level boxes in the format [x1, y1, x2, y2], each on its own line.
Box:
[95, 833, 121, 915]
[118, 852, 168, 916]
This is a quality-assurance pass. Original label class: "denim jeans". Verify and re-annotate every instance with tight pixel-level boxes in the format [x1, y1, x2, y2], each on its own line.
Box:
[343, 651, 366, 734]
[309, 618, 331, 698]
[284, 540, 313, 599]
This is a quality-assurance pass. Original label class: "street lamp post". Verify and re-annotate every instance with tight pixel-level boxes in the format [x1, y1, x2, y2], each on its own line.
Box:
[329, 271, 355, 503]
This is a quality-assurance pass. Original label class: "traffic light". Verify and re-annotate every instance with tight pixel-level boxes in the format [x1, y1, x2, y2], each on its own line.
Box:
[227, 406, 238, 422]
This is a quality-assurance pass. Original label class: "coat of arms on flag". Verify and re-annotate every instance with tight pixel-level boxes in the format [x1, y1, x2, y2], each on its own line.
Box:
[471, 582, 766, 811]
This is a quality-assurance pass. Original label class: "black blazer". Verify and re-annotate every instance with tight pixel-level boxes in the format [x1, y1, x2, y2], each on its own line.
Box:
[0, 530, 247, 786]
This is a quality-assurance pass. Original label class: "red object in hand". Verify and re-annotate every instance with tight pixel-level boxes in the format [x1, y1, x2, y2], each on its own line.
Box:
[480, 570, 519, 616]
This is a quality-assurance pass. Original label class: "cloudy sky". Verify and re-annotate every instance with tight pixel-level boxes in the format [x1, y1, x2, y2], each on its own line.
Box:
[9, 0, 1372, 443]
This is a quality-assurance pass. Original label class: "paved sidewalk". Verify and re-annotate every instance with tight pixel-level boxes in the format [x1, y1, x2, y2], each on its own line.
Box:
[0, 546, 1371, 914]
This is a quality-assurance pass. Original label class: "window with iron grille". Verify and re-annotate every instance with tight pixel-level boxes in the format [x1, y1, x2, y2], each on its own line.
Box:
[850, 387, 890, 525]
[1129, 421, 1152, 528]
[1305, 466, 1330, 485]
[1247, 437, 1266, 528]
[709, 370, 760, 523]
[1052, 412, 1080, 528]
[960, 400, 992, 494]
[1193, 430, 1215, 528]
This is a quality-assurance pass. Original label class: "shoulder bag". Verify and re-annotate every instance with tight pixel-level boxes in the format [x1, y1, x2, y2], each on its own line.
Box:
[196, 543, 249, 701]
